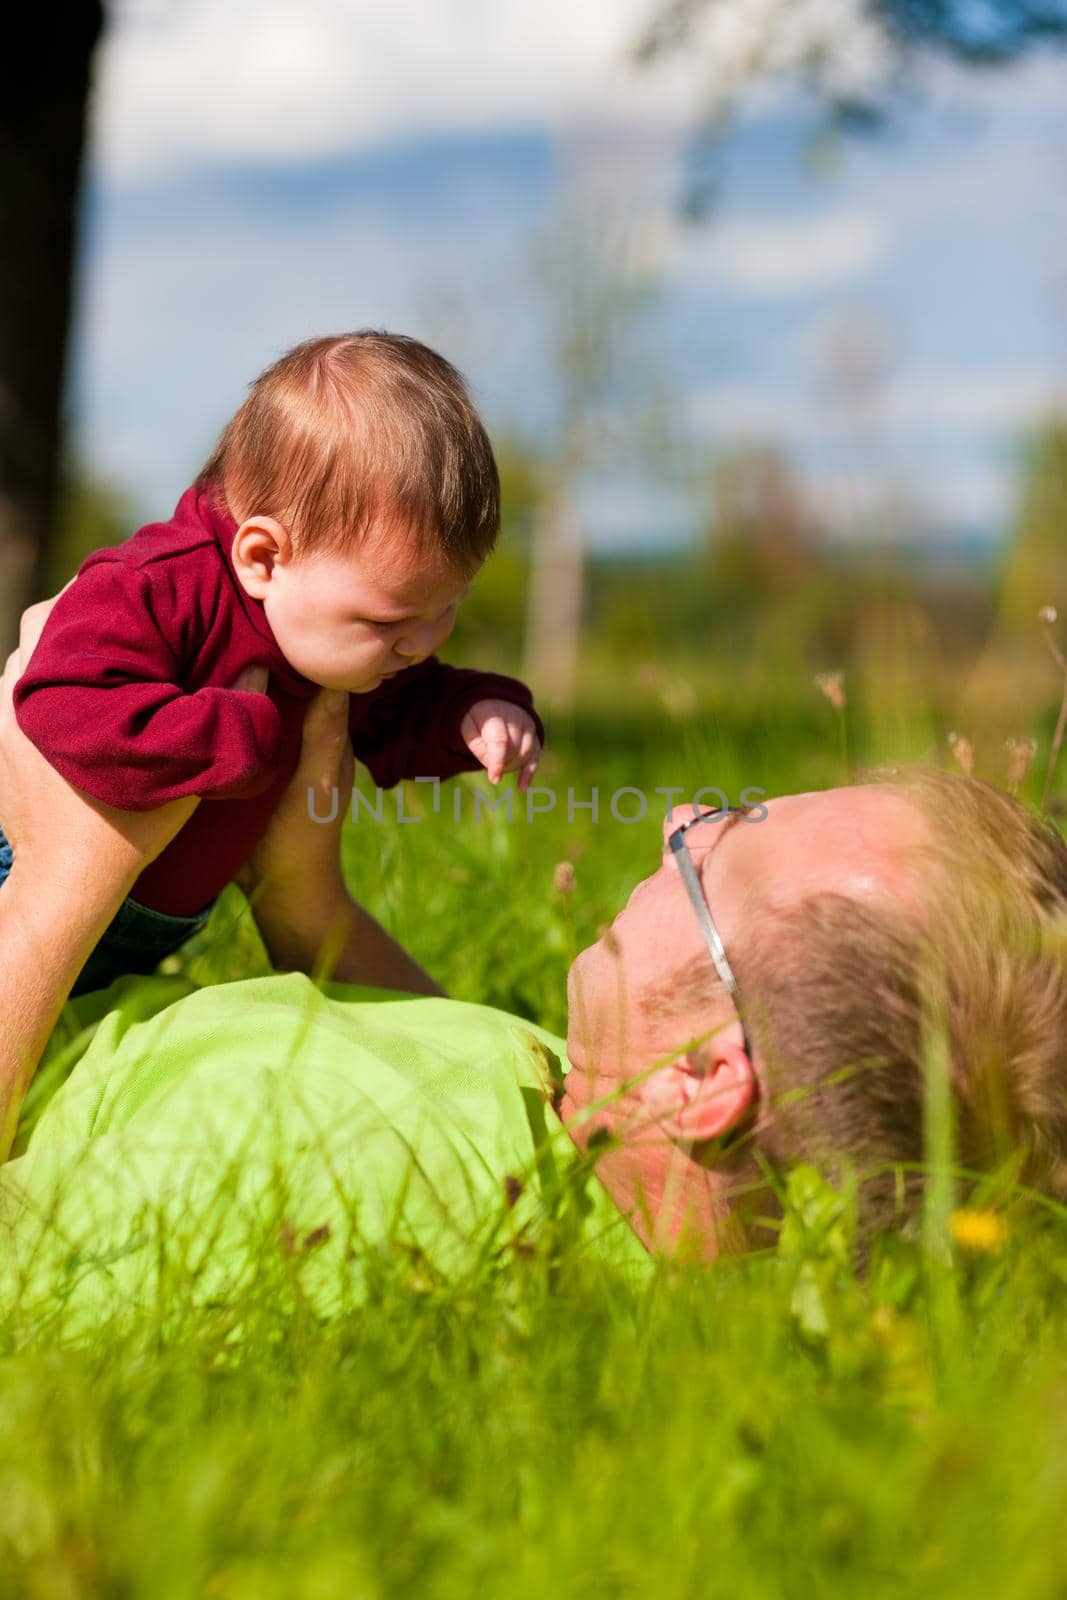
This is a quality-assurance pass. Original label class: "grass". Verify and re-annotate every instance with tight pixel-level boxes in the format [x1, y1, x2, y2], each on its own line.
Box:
[3, 672, 1067, 1597]
[3, 1215, 1067, 1597]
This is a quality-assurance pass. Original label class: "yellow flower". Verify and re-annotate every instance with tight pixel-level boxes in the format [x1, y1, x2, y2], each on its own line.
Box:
[950, 1209, 1006, 1253]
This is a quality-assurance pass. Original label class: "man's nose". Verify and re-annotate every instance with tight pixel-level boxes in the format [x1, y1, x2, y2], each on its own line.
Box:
[661, 805, 699, 854]
[662, 809, 682, 848]
[661, 802, 730, 853]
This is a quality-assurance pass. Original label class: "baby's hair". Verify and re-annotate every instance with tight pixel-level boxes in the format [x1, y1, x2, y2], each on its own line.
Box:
[196, 331, 500, 572]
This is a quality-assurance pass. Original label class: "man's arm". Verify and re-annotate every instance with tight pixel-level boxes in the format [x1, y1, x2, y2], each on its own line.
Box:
[1, 868, 147, 1158]
[249, 885, 445, 995]
[237, 685, 445, 997]
[0, 618, 199, 1157]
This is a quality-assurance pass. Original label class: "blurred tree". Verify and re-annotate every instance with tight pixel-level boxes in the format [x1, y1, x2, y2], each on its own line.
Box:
[997, 415, 1067, 634]
[639, 0, 1067, 73]
[522, 174, 671, 708]
[0, 3, 104, 655]
[633, 0, 1067, 214]
[445, 432, 546, 673]
[706, 443, 818, 602]
[958, 414, 1067, 763]
[45, 467, 136, 595]
[700, 442, 837, 669]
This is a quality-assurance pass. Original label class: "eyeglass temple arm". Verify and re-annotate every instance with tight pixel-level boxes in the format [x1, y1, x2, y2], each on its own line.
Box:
[669, 834, 741, 1002]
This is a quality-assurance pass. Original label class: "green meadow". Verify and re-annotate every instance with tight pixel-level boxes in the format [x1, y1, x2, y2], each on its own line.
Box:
[5, 456, 1067, 1598]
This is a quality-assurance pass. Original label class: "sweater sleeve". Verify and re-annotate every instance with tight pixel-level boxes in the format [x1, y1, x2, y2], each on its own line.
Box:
[348, 656, 545, 790]
[12, 561, 283, 811]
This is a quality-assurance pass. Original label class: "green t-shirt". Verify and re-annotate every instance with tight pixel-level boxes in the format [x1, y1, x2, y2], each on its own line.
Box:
[0, 973, 648, 1333]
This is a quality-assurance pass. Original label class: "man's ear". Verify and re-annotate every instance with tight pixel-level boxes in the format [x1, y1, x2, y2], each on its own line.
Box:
[668, 1020, 756, 1144]
[232, 516, 291, 598]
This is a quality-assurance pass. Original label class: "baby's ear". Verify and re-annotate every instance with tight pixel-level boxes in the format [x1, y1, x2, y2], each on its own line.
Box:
[231, 516, 291, 596]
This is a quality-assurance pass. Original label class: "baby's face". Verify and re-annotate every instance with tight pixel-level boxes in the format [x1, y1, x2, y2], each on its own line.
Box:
[261, 531, 474, 693]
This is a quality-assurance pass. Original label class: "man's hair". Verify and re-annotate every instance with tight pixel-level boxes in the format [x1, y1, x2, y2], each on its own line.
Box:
[731, 769, 1067, 1232]
[196, 331, 500, 571]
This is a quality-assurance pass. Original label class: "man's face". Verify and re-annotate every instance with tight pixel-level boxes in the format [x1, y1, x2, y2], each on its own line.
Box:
[244, 519, 474, 694]
[565, 784, 933, 1114]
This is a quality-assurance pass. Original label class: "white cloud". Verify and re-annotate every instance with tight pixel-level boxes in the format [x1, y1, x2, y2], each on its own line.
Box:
[90, 0, 702, 182]
[686, 366, 1064, 534]
[90, 0, 909, 184]
[910, 52, 1067, 120]
[883, 373, 1067, 431]
[688, 383, 812, 435]
[806, 461, 1014, 537]
[675, 208, 890, 297]
[688, 369, 1067, 440]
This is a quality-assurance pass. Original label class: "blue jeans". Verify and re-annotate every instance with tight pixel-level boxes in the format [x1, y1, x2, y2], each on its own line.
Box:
[0, 822, 216, 998]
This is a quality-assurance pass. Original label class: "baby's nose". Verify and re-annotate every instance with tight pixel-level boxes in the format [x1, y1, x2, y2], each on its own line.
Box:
[396, 623, 433, 659]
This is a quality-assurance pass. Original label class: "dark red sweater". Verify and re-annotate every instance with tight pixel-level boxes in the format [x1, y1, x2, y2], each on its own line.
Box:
[12, 484, 542, 916]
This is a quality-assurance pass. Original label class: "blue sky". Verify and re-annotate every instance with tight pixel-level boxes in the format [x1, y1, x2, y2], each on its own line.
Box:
[70, 2, 1067, 554]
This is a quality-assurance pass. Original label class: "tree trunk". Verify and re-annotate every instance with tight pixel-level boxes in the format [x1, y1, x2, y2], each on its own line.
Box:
[0, 2, 104, 656]
[523, 484, 585, 709]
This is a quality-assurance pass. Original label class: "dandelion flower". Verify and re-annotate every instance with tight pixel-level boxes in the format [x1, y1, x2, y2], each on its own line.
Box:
[950, 1209, 1006, 1253]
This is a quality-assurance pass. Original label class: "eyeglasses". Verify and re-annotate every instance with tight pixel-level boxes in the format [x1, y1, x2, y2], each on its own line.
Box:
[666, 806, 753, 1071]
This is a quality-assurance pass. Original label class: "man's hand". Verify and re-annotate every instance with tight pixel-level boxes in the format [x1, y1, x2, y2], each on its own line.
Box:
[460, 699, 541, 789]
[234, 683, 444, 996]
[235, 685, 353, 926]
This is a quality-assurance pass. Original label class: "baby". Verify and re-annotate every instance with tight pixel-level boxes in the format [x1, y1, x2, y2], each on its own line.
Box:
[4, 331, 543, 997]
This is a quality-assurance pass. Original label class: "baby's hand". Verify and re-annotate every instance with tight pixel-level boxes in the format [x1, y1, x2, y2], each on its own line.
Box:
[460, 699, 541, 790]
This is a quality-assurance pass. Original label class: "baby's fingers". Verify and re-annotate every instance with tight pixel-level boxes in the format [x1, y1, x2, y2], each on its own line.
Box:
[481, 717, 510, 784]
[517, 738, 542, 791]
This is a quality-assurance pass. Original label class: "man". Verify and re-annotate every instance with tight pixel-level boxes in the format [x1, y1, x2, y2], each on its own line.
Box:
[2, 606, 1066, 1323]
[563, 767, 1067, 1251]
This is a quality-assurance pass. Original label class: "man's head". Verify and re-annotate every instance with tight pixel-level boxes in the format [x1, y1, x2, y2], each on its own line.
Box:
[564, 771, 1067, 1249]
[197, 331, 495, 691]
